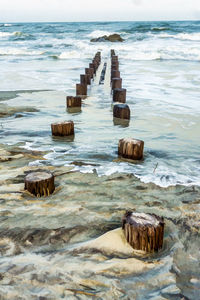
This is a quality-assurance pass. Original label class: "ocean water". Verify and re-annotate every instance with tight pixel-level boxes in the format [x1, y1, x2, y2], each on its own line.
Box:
[0, 21, 200, 187]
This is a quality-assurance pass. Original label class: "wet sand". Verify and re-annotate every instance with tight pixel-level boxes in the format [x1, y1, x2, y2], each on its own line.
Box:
[0, 143, 199, 299]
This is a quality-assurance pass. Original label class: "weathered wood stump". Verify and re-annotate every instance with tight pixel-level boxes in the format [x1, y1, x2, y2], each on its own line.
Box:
[111, 70, 120, 79]
[89, 63, 96, 74]
[118, 138, 144, 160]
[111, 63, 119, 70]
[66, 96, 81, 108]
[76, 83, 87, 96]
[51, 121, 74, 136]
[122, 211, 164, 252]
[113, 104, 130, 120]
[24, 171, 55, 197]
[85, 67, 94, 79]
[113, 88, 126, 103]
[80, 74, 90, 85]
[111, 49, 115, 56]
[112, 55, 118, 61]
[112, 78, 122, 89]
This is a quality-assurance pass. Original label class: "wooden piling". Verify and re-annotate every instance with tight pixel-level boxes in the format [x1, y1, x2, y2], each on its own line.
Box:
[111, 70, 120, 79]
[113, 88, 126, 103]
[76, 83, 87, 97]
[122, 211, 164, 252]
[51, 121, 74, 137]
[112, 78, 122, 89]
[25, 171, 55, 197]
[113, 104, 130, 120]
[66, 96, 81, 108]
[118, 138, 144, 160]
[85, 67, 94, 79]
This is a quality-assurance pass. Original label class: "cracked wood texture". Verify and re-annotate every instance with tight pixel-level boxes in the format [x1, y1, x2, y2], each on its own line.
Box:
[122, 211, 164, 252]
[118, 138, 144, 160]
[51, 121, 74, 136]
[25, 171, 55, 197]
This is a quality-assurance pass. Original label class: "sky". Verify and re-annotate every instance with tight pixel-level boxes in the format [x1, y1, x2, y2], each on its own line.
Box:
[0, 0, 199, 22]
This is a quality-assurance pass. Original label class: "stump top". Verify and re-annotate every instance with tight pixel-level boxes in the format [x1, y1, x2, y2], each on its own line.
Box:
[120, 138, 144, 144]
[114, 104, 129, 109]
[51, 121, 73, 126]
[25, 171, 53, 183]
[123, 211, 164, 228]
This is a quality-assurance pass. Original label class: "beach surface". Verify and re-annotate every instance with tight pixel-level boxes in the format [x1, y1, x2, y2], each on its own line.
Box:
[0, 21, 200, 299]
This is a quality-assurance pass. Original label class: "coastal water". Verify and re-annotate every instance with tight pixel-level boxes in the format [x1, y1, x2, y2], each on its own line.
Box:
[0, 21, 200, 187]
[0, 21, 200, 299]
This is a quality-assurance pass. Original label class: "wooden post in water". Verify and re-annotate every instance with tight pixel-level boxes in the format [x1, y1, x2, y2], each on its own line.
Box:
[118, 138, 144, 160]
[76, 83, 87, 97]
[113, 88, 126, 103]
[66, 96, 81, 108]
[89, 63, 96, 75]
[112, 78, 122, 89]
[113, 104, 130, 119]
[51, 121, 74, 136]
[122, 211, 164, 252]
[85, 67, 94, 79]
[111, 70, 120, 80]
[25, 171, 55, 197]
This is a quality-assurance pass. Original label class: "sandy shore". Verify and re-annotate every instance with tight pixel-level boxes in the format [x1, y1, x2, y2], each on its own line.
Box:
[0, 142, 199, 299]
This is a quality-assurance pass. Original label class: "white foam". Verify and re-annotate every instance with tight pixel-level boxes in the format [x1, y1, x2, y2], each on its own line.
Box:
[0, 48, 44, 56]
[87, 30, 115, 38]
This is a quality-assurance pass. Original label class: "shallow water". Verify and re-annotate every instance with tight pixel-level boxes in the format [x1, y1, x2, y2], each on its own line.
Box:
[0, 21, 200, 187]
[0, 21, 200, 299]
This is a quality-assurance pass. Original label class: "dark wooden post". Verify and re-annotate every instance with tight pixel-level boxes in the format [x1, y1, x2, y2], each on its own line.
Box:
[111, 70, 120, 79]
[111, 49, 115, 56]
[89, 63, 96, 75]
[112, 78, 122, 89]
[25, 171, 55, 197]
[118, 138, 144, 160]
[66, 96, 81, 108]
[122, 211, 164, 252]
[76, 83, 87, 97]
[113, 88, 126, 103]
[51, 121, 74, 136]
[113, 104, 130, 119]
[85, 67, 94, 79]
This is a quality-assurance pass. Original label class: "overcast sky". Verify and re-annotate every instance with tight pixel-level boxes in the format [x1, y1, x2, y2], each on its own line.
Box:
[0, 0, 199, 22]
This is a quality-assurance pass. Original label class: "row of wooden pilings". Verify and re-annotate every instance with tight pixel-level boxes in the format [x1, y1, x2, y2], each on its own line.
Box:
[24, 50, 165, 253]
[110, 49, 144, 161]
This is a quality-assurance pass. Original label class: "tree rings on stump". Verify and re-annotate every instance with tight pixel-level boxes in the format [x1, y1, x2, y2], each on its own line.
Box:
[113, 88, 126, 103]
[122, 211, 164, 252]
[112, 78, 122, 89]
[118, 138, 144, 160]
[51, 121, 74, 137]
[113, 104, 130, 120]
[24, 171, 55, 197]
[66, 96, 81, 108]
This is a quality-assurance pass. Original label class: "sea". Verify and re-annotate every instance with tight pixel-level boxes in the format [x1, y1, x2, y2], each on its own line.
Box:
[0, 21, 200, 299]
[0, 21, 200, 188]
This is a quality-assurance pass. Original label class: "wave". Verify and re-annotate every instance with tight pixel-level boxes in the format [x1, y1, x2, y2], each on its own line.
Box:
[87, 30, 115, 38]
[0, 31, 34, 40]
[58, 50, 83, 59]
[0, 48, 45, 56]
[159, 32, 200, 41]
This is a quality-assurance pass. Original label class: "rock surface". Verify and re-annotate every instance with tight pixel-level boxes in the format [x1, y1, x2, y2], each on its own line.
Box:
[91, 34, 124, 43]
